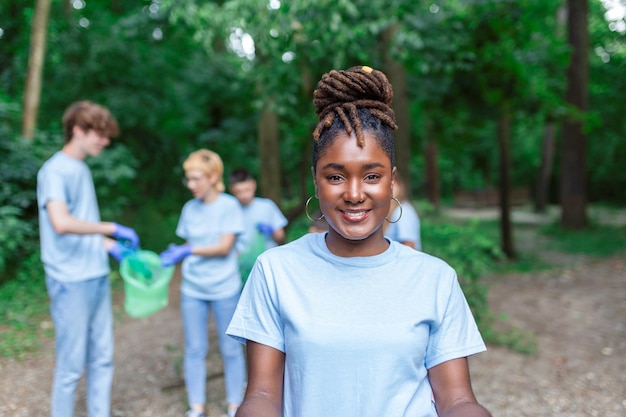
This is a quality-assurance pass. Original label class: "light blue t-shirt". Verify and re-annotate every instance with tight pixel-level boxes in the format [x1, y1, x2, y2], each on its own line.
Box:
[386, 201, 422, 250]
[227, 233, 486, 417]
[37, 152, 110, 282]
[236, 197, 288, 253]
[176, 193, 245, 300]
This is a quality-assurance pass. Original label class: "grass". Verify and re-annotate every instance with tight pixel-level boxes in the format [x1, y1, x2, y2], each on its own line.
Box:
[0, 253, 52, 359]
[540, 222, 626, 256]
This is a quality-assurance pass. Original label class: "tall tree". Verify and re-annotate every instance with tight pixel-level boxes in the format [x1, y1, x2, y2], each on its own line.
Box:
[560, 0, 589, 229]
[258, 96, 282, 205]
[382, 25, 412, 197]
[22, 0, 51, 140]
[497, 102, 514, 258]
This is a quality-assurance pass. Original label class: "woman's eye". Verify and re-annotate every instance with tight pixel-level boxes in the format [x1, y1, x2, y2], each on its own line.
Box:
[327, 174, 343, 182]
[365, 173, 381, 181]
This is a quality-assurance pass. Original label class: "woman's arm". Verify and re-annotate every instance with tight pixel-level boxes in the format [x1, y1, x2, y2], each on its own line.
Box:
[236, 341, 285, 417]
[428, 357, 492, 417]
[192, 233, 237, 257]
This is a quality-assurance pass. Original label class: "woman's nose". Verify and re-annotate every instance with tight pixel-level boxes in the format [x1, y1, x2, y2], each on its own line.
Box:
[344, 180, 364, 203]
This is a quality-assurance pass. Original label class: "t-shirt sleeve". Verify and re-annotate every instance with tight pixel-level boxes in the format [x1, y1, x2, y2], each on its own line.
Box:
[396, 205, 420, 248]
[175, 205, 188, 240]
[424, 273, 486, 369]
[223, 198, 245, 235]
[38, 167, 67, 209]
[268, 201, 288, 230]
[227, 258, 285, 351]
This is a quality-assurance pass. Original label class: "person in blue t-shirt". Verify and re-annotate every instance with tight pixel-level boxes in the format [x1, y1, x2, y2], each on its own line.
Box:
[228, 168, 288, 282]
[160, 149, 246, 417]
[384, 171, 422, 250]
[37, 101, 140, 417]
[226, 66, 492, 417]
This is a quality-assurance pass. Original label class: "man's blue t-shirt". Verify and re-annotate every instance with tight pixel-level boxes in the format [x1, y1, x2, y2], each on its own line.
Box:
[236, 197, 288, 254]
[37, 152, 109, 282]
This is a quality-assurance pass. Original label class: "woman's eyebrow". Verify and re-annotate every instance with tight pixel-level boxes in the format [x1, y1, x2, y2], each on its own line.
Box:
[320, 162, 344, 170]
[320, 162, 386, 170]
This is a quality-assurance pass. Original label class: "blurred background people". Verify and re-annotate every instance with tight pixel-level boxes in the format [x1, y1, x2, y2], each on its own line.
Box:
[160, 149, 246, 417]
[228, 168, 288, 281]
[37, 100, 139, 417]
[384, 172, 422, 250]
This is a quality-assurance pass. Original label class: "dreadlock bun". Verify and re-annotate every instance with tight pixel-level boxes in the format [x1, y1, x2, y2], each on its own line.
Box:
[312, 66, 398, 147]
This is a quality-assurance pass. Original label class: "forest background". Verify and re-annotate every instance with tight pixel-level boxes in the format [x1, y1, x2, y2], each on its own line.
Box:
[1, 0, 626, 356]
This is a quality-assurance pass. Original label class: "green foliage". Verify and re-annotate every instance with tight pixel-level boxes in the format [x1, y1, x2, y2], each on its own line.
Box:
[0, 252, 50, 359]
[481, 316, 538, 356]
[285, 213, 314, 243]
[540, 222, 626, 256]
[0, 206, 36, 273]
[88, 144, 139, 221]
[422, 219, 503, 329]
[422, 216, 538, 354]
[0, 129, 56, 277]
[122, 203, 182, 254]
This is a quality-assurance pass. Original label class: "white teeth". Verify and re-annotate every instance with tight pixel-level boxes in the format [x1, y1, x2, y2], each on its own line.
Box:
[344, 211, 366, 218]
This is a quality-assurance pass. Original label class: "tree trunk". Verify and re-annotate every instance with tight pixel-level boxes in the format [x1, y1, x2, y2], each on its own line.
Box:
[258, 97, 282, 207]
[535, 121, 556, 212]
[22, 0, 51, 141]
[498, 102, 515, 259]
[382, 25, 412, 198]
[560, 0, 589, 229]
[424, 116, 440, 210]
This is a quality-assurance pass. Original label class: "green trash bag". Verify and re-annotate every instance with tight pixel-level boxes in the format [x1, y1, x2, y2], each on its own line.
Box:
[120, 250, 175, 318]
[238, 230, 266, 284]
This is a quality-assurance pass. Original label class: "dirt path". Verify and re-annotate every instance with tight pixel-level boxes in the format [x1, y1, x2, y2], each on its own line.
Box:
[1, 243, 625, 416]
[471, 253, 626, 417]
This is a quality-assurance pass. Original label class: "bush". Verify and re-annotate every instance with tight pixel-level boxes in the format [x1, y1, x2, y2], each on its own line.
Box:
[0, 251, 50, 359]
[421, 219, 503, 332]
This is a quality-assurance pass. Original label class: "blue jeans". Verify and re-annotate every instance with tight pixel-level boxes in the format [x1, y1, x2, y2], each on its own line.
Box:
[181, 292, 246, 407]
[46, 275, 114, 417]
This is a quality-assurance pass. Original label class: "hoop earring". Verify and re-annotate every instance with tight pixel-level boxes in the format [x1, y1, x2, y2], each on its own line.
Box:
[385, 197, 403, 223]
[305, 196, 324, 222]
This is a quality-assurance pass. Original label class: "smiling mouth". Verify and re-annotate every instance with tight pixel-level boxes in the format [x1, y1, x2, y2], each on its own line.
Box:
[341, 209, 369, 221]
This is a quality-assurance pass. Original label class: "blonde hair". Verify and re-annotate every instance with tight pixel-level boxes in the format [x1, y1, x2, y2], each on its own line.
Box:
[183, 149, 225, 192]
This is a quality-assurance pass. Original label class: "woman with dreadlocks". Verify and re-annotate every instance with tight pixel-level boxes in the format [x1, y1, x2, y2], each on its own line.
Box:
[227, 66, 492, 417]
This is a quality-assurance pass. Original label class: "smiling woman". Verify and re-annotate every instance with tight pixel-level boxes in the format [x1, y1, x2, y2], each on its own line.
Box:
[226, 66, 493, 417]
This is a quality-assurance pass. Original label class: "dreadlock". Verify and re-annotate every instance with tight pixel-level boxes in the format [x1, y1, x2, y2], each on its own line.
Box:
[311, 66, 398, 171]
[313, 66, 397, 146]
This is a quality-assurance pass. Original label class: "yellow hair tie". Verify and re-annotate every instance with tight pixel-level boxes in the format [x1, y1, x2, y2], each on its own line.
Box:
[361, 66, 373, 73]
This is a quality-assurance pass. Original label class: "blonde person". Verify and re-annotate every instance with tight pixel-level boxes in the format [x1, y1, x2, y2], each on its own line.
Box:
[384, 171, 422, 250]
[160, 150, 246, 417]
[227, 66, 491, 417]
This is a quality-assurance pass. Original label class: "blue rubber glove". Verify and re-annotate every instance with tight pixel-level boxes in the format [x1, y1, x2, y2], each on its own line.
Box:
[160, 244, 192, 267]
[112, 223, 140, 249]
[108, 241, 134, 263]
[257, 223, 274, 237]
